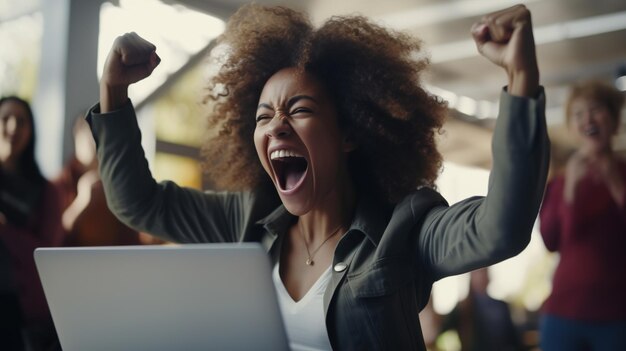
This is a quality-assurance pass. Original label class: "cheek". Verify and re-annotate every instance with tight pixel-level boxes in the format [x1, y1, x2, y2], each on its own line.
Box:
[253, 129, 271, 174]
[570, 119, 585, 133]
[304, 128, 343, 170]
[599, 114, 617, 133]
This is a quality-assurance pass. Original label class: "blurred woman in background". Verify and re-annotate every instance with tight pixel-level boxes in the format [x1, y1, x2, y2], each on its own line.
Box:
[539, 81, 626, 350]
[0, 96, 63, 351]
[54, 116, 145, 246]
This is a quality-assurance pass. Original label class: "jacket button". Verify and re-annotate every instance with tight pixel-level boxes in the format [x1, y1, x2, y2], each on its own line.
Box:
[333, 262, 347, 272]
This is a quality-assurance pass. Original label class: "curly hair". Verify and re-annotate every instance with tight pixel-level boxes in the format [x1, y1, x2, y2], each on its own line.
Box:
[202, 4, 447, 205]
[565, 80, 625, 127]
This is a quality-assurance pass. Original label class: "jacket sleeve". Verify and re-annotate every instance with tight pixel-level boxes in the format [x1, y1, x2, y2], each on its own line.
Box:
[86, 100, 261, 244]
[418, 88, 550, 281]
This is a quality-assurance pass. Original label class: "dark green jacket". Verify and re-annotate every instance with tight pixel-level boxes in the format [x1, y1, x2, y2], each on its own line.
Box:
[87, 88, 548, 351]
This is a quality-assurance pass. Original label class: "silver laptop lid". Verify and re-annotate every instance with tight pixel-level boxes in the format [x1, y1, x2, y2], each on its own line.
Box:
[35, 243, 289, 351]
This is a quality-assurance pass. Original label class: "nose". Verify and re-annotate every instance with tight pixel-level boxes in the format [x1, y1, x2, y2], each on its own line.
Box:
[266, 113, 292, 138]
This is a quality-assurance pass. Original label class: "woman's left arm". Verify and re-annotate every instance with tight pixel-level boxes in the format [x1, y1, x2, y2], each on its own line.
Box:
[418, 5, 550, 280]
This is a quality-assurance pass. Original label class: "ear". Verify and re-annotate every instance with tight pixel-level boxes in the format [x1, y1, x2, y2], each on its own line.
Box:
[342, 134, 357, 153]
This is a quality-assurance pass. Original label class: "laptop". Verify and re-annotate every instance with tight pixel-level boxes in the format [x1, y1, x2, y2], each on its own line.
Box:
[34, 243, 289, 351]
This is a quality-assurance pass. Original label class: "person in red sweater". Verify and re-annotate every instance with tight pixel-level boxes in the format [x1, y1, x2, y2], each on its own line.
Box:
[539, 80, 626, 350]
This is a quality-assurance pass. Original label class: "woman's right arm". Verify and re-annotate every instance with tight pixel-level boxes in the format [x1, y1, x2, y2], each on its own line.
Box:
[90, 33, 252, 243]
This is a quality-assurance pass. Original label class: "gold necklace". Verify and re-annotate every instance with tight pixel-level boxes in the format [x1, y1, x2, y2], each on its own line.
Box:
[298, 222, 344, 266]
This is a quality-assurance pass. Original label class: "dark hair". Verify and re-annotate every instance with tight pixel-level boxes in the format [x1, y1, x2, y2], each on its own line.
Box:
[202, 4, 447, 205]
[565, 80, 625, 127]
[0, 96, 45, 184]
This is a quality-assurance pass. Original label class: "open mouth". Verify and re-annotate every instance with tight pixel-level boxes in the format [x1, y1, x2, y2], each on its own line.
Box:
[270, 149, 308, 192]
[584, 126, 599, 136]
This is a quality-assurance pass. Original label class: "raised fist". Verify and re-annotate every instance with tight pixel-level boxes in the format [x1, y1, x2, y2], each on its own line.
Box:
[471, 5, 539, 96]
[100, 32, 160, 111]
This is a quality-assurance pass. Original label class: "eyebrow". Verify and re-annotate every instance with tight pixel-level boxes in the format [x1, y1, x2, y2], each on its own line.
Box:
[257, 103, 273, 111]
[288, 95, 318, 107]
[256, 95, 318, 111]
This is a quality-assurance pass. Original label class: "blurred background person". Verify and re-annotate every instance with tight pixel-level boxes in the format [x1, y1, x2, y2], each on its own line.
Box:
[53, 116, 97, 220]
[54, 116, 153, 246]
[539, 80, 626, 350]
[0, 96, 63, 351]
[0, 228, 24, 350]
[438, 267, 523, 351]
[419, 296, 442, 351]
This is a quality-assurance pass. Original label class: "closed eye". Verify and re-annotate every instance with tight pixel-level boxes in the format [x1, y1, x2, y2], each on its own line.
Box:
[290, 107, 312, 115]
[255, 114, 271, 123]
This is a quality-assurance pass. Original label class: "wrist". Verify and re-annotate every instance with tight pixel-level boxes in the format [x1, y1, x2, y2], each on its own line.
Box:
[507, 67, 539, 98]
[100, 82, 129, 113]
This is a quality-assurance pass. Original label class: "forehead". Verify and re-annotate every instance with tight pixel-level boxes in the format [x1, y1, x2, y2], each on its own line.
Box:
[570, 95, 608, 109]
[259, 68, 328, 105]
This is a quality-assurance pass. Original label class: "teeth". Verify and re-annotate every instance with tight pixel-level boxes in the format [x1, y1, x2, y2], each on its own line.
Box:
[584, 126, 599, 136]
[270, 149, 303, 160]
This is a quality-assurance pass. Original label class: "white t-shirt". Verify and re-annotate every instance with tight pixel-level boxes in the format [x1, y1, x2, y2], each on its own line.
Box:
[272, 264, 333, 351]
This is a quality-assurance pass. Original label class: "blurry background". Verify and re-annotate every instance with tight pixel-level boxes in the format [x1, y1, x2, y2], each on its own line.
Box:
[1, 0, 625, 349]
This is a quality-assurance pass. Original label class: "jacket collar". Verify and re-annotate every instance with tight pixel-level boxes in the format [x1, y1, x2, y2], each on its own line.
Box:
[349, 194, 389, 247]
[256, 194, 389, 249]
[255, 205, 293, 254]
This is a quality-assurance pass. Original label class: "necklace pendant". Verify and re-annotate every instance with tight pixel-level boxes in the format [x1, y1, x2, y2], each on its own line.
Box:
[306, 258, 314, 266]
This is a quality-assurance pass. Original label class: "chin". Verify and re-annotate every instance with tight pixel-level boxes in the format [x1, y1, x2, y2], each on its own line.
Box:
[583, 140, 610, 153]
[279, 195, 311, 216]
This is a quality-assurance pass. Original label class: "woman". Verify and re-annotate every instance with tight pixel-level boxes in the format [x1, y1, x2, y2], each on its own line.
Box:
[90, 4, 548, 350]
[0, 96, 63, 350]
[539, 81, 626, 350]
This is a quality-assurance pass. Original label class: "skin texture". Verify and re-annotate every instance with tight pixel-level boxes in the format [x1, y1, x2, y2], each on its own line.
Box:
[254, 68, 355, 217]
[98, 5, 539, 300]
